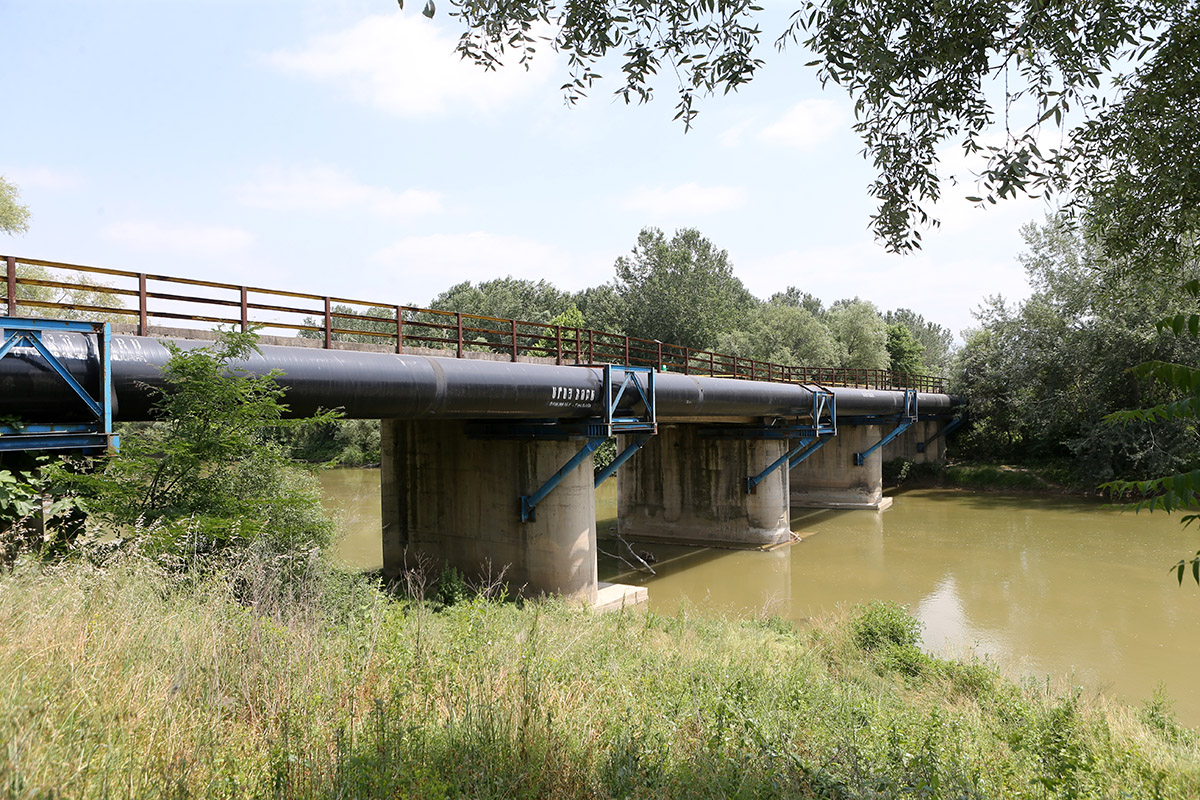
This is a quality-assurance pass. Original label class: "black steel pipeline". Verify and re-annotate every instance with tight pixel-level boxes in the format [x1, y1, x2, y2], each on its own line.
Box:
[0, 333, 955, 423]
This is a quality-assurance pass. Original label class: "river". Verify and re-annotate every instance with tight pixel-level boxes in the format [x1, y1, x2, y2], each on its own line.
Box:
[320, 467, 1200, 726]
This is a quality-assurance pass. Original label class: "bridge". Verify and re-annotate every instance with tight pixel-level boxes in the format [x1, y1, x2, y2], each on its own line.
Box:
[0, 256, 960, 607]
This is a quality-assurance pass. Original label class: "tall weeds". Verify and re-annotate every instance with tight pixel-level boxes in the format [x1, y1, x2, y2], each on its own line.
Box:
[1, 553, 1198, 799]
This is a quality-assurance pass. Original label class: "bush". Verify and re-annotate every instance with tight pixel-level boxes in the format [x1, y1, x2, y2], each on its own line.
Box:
[850, 601, 922, 651]
[49, 329, 337, 566]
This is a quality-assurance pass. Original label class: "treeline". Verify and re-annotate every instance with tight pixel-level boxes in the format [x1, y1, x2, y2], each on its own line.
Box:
[418, 227, 954, 377]
[952, 215, 1200, 487]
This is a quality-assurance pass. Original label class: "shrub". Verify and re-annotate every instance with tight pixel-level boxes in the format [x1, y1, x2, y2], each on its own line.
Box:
[50, 329, 337, 566]
[850, 601, 922, 652]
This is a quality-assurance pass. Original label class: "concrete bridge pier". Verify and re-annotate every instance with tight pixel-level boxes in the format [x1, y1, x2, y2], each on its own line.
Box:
[380, 419, 597, 603]
[882, 420, 944, 463]
[790, 424, 888, 510]
[617, 423, 792, 548]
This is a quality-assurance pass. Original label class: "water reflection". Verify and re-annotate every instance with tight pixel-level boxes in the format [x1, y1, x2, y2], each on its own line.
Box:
[321, 470, 1200, 726]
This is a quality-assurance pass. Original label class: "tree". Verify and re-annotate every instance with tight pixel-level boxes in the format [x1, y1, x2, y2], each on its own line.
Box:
[768, 287, 826, 319]
[428, 276, 572, 323]
[1103, 279, 1200, 585]
[612, 227, 754, 350]
[55, 330, 337, 561]
[952, 215, 1200, 483]
[572, 283, 624, 332]
[885, 309, 955, 375]
[715, 297, 839, 366]
[886, 323, 925, 376]
[432, 1, 1199, 255]
[826, 298, 889, 370]
[0, 176, 30, 235]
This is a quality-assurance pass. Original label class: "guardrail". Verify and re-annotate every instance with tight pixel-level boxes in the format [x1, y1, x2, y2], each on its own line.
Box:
[1, 255, 946, 393]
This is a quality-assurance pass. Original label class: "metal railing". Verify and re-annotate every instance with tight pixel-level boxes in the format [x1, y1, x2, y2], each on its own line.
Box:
[0, 255, 946, 393]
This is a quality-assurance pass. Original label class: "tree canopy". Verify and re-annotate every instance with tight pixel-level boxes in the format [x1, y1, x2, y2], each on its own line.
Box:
[611, 227, 755, 350]
[432, 1, 1199, 256]
[0, 176, 30, 236]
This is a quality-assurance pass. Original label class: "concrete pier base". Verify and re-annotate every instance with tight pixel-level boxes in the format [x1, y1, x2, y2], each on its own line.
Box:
[617, 424, 792, 548]
[381, 419, 597, 603]
[790, 424, 889, 510]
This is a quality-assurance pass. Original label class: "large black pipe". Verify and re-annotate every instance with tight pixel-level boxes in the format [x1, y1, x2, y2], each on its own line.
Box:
[0, 333, 955, 422]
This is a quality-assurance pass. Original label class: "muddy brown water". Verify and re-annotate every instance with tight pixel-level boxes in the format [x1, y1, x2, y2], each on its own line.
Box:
[322, 468, 1200, 726]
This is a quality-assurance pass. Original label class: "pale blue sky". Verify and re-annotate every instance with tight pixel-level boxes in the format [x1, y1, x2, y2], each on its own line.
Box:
[3, 0, 1048, 339]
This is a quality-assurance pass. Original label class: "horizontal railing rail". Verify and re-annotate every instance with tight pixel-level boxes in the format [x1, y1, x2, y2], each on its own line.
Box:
[0, 255, 947, 393]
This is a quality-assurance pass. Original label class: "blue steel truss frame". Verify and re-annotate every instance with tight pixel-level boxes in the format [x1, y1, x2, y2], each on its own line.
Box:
[520, 365, 657, 522]
[851, 389, 916, 466]
[744, 390, 837, 494]
[0, 318, 118, 454]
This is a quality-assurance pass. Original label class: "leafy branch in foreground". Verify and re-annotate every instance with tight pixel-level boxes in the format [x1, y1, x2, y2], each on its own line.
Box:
[1102, 279, 1200, 585]
[423, 1, 1199, 255]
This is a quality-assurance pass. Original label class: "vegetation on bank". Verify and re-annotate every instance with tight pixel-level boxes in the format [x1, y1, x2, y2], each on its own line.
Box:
[884, 459, 1075, 494]
[2, 552, 1199, 799]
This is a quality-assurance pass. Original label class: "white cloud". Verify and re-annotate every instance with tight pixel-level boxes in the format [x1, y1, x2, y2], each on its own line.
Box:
[717, 119, 753, 148]
[757, 99, 844, 151]
[4, 166, 85, 192]
[621, 182, 748, 216]
[237, 165, 443, 216]
[264, 13, 553, 117]
[372, 231, 600, 298]
[103, 220, 254, 255]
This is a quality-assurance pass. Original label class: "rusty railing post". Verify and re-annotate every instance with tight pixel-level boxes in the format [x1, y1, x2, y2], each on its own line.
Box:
[656, 341, 662, 371]
[624, 336, 630, 366]
[684, 347, 691, 375]
[575, 327, 582, 364]
[587, 330, 595, 364]
[456, 312, 463, 358]
[396, 305, 404, 354]
[555, 325, 562, 365]
[5, 256, 16, 316]
[510, 319, 518, 361]
[138, 273, 148, 335]
[240, 286, 249, 332]
[324, 297, 332, 348]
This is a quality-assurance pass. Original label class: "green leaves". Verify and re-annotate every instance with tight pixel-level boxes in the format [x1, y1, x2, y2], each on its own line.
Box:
[612, 227, 754, 351]
[1171, 551, 1200, 586]
[54, 328, 338, 563]
[436, 2, 1195, 255]
[0, 175, 32, 235]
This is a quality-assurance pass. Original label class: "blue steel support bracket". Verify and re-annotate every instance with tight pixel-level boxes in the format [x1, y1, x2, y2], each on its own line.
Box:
[916, 414, 965, 453]
[853, 389, 917, 466]
[744, 390, 837, 493]
[788, 434, 834, 469]
[594, 434, 651, 489]
[0, 318, 118, 454]
[747, 437, 814, 494]
[521, 436, 606, 522]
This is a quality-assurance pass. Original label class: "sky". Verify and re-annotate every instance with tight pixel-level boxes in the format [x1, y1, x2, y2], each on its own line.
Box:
[3, 0, 1051, 341]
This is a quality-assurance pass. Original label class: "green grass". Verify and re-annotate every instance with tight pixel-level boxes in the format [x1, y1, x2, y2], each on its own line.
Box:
[1, 555, 1198, 799]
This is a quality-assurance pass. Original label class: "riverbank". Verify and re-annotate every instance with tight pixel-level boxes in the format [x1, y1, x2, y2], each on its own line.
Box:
[885, 458, 1092, 495]
[2, 553, 1198, 798]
